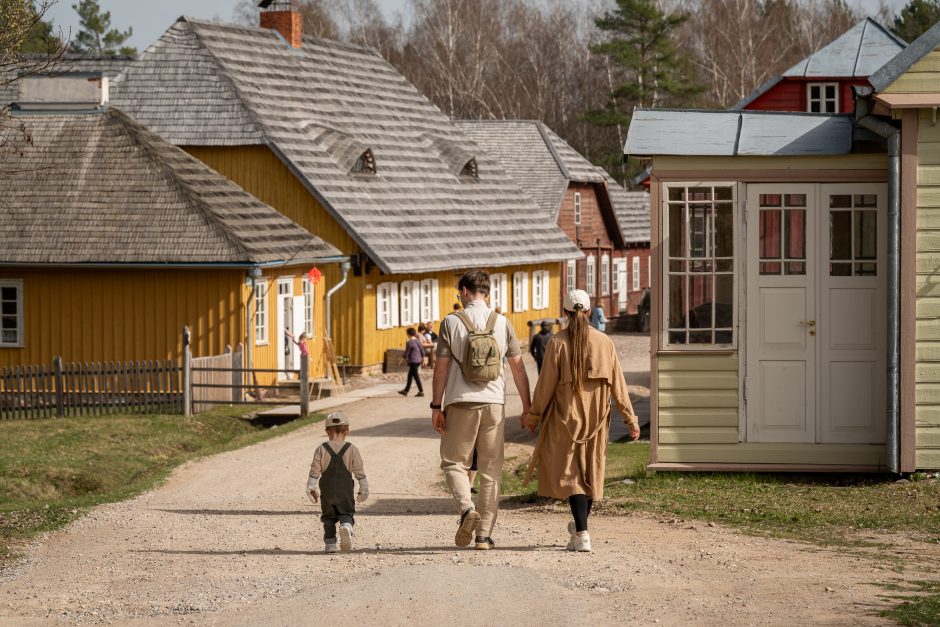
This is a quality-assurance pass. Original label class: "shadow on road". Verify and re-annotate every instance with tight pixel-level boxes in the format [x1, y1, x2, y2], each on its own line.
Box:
[134, 544, 551, 557]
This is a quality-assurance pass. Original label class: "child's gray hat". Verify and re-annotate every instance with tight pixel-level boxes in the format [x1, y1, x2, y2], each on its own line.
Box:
[325, 411, 349, 428]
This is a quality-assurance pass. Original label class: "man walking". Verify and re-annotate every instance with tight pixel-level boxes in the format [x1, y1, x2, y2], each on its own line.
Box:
[529, 320, 553, 373]
[431, 270, 531, 550]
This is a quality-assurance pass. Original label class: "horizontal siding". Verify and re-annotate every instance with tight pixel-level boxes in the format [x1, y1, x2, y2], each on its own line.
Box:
[658, 443, 886, 466]
[654, 154, 888, 172]
[916, 449, 940, 469]
[884, 50, 940, 93]
[657, 352, 739, 445]
[917, 406, 940, 426]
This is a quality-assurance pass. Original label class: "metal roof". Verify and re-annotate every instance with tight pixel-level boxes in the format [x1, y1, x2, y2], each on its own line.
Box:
[112, 18, 581, 274]
[624, 109, 854, 157]
[0, 55, 134, 106]
[869, 20, 940, 92]
[734, 18, 906, 109]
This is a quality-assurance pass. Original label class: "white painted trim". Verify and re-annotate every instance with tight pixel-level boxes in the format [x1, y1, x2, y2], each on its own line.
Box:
[0, 279, 24, 348]
[806, 81, 839, 113]
[254, 279, 269, 346]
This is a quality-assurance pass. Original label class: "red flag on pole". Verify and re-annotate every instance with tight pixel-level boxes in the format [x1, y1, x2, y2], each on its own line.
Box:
[307, 267, 322, 285]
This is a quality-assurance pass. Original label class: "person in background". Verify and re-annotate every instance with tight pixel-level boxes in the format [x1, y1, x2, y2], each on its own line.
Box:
[399, 328, 426, 397]
[425, 321, 439, 369]
[589, 304, 607, 333]
[529, 320, 553, 373]
[285, 330, 309, 379]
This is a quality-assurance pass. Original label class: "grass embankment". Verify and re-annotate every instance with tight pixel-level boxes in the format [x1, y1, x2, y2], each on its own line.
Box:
[503, 440, 940, 623]
[0, 407, 322, 565]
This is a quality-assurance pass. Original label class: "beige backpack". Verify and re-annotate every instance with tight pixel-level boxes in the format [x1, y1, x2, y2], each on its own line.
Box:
[453, 310, 502, 383]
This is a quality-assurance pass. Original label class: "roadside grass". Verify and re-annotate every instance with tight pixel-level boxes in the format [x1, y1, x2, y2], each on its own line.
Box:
[0, 407, 322, 567]
[503, 440, 940, 546]
[878, 580, 940, 625]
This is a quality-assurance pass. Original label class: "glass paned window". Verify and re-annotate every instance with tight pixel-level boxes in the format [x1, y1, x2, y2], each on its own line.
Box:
[0, 281, 22, 346]
[665, 184, 735, 347]
[254, 280, 268, 344]
[759, 193, 806, 275]
[601, 255, 610, 296]
[566, 261, 576, 292]
[302, 278, 313, 336]
[574, 192, 582, 225]
[808, 82, 838, 113]
[632, 256, 640, 291]
[586, 255, 596, 296]
[830, 194, 878, 276]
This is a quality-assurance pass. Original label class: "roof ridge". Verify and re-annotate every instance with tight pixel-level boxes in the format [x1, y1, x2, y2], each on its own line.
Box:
[870, 19, 940, 92]
[853, 18, 869, 77]
[865, 16, 908, 47]
[110, 107, 250, 257]
[534, 121, 571, 180]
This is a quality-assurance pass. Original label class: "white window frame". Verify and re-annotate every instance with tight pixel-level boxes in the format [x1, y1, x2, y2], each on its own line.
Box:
[512, 271, 529, 312]
[807, 82, 838, 113]
[400, 280, 419, 326]
[661, 182, 737, 351]
[301, 277, 314, 336]
[566, 260, 576, 292]
[601, 254, 610, 296]
[490, 273, 509, 312]
[586, 254, 596, 296]
[532, 270, 550, 310]
[419, 278, 440, 323]
[632, 256, 641, 291]
[574, 192, 582, 225]
[254, 279, 268, 345]
[647, 256, 652, 290]
[376, 282, 400, 330]
[0, 279, 24, 348]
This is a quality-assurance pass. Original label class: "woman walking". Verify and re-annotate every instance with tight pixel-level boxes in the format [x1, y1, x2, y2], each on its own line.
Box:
[522, 290, 640, 552]
[398, 328, 425, 397]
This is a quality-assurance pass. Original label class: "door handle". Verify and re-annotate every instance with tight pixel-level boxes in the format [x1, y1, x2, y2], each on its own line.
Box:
[800, 320, 816, 336]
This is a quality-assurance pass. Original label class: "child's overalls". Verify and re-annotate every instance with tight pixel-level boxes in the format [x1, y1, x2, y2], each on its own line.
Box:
[320, 442, 356, 541]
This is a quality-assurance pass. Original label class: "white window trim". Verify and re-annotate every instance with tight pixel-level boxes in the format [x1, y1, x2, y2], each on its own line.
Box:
[0, 279, 24, 348]
[376, 281, 399, 330]
[601, 254, 610, 296]
[661, 181, 738, 351]
[586, 254, 596, 297]
[574, 192, 582, 225]
[566, 260, 576, 293]
[532, 270, 550, 310]
[647, 256, 652, 291]
[301, 277, 314, 336]
[400, 280, 419, 327]
[632, 256, 641, 292]
[417, 278, 440, 323]
[513, 271, 529, 312]
[254, 279, 269, 346]
[807, 82, 838, 113]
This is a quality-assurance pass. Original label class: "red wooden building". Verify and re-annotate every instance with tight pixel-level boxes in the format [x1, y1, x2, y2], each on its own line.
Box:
[457, 120, 651, 318]
[735, 18, 906, 113]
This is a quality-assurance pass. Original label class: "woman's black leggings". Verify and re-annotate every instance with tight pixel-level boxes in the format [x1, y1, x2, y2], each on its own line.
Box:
[568, 494, 594, 532]
[404, 363, 423, 393]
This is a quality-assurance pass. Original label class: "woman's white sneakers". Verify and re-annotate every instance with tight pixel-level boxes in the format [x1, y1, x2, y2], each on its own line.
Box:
[566, 521, 592, 552]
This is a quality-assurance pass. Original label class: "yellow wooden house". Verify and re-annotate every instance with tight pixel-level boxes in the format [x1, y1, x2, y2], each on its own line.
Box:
[112, 12, 582, 371]
[0, 77, 342, 384]
[625, 21, 940, 472]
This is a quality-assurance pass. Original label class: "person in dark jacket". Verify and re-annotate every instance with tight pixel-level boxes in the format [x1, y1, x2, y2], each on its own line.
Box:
[399, 328, 425, 396]
[529, 320, 554, 373]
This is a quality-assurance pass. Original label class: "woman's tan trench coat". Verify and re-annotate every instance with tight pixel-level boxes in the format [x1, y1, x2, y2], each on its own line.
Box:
[525, 327, 637, 500]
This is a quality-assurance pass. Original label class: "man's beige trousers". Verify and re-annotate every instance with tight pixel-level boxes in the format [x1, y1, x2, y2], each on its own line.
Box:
[440, 402, 505, 537]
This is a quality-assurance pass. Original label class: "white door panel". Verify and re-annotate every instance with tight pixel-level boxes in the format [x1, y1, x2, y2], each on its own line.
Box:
[292, 296, 305, 371]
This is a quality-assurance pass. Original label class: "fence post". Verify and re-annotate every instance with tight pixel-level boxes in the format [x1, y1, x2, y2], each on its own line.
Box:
[233, 343, 243, 404]
[299, 356, 309, 417]
[182, 326, 192, 417]
[53, 356, 64, 417]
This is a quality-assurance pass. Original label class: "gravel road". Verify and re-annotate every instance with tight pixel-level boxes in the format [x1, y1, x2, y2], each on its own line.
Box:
[0, 336, 907, 625]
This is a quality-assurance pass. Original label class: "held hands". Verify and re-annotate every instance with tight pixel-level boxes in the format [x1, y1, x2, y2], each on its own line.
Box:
[431, 409, 446, 435]
[306, 476, 320, 504]
[521, 413, 539, 433]
[627, 420, 641, 441]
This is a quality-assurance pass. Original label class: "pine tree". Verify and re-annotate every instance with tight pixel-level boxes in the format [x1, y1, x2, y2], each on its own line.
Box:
[892, 0, 940, 43]
[70, 0, 136, 57]
[582, 0, 700, 184]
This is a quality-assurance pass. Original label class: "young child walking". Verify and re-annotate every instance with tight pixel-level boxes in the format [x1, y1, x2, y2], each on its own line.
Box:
[306, 412, 369, 553]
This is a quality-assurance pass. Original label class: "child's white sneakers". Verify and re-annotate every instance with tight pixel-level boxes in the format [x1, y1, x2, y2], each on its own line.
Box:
[338, 523, 354, 553]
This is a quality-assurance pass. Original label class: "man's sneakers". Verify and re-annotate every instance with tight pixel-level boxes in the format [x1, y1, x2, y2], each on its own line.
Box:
[474, 536, 495, 550]
[566, 520, 578, 551]
[324, 540, 339, 554]
[455, 508, 481, 548]
[338, 522, 354, 553]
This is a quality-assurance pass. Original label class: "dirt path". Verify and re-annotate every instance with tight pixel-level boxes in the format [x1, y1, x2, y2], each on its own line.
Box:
[0, 342, 905, 626]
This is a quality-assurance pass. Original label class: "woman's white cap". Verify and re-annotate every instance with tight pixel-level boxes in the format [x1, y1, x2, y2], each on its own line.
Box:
[563, 289, 591, 313]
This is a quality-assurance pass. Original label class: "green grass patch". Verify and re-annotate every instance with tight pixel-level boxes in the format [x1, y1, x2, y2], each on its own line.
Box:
[0, 407, 322, 566]
[504, 440, 940, 545]
[879, 580, 940, 625]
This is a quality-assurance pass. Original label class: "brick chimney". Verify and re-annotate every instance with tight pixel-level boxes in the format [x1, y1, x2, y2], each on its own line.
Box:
[260, 5, 302, 49]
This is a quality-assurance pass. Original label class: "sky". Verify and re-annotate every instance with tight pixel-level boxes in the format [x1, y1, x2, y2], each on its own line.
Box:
[45, 0, 908, 53]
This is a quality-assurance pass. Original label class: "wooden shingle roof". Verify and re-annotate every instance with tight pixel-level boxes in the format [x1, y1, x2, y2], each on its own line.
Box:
[0, 108, 341, 265]
[602, 173, 650, 245]
[112, 18, 581, 274]
[0, 55, 134, 106]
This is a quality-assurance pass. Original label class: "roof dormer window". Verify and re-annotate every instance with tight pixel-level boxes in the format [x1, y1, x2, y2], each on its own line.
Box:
[351, 149, 376, 174]
[460, 158, 478, 178]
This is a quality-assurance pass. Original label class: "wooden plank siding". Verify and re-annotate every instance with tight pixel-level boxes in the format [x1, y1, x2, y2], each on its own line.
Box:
[654, 154, 889, 173]
[657, 353, 739, 454]
[884, 49, 940, 94]
[915, 107, 940, 469]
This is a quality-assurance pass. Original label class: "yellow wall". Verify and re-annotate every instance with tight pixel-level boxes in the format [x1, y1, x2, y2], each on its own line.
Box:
[0, 268, 245, 367]
[884, 48, 940, 94]
[915, 108, 940, 470]
[187, 145, 564, 367]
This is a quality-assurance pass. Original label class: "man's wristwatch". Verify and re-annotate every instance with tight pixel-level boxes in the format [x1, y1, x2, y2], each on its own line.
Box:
[430, 403, 442, 410]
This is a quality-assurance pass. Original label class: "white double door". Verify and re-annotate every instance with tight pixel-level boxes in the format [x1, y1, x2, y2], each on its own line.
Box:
[745, 184, 887, 444]
[276, 278, 305, 375]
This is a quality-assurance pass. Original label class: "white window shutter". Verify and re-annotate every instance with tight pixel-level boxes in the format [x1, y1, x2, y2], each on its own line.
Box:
[390, 283, 400, 328]
[523, 272, 529, 311]
[431, 279, 440, 321]
[376, 284, 386, 329]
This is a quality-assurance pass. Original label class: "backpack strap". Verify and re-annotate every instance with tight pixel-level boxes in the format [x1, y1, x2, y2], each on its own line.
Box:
[482, 311, 499, 335]
[454, 310, 481, 334]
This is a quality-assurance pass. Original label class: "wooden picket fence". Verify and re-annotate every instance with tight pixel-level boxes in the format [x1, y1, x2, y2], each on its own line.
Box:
[0, 357, 182, 419]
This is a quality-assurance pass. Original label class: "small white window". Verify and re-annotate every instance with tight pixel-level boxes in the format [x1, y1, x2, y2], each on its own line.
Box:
[254, 280, 268, 345]
[601, 254, 610, 296]
[647, 256, 652, 290]
[376, 282, 399, 329]
[574, 192, 582, 225]
[512, 271, 529, 312]
[0, 279, 24, 347]
[302, 277, 314, 336]
[531, 270, 550, 310]
[490, 273, 509, 312]
[400, 281, 419, 326]
[586, 255, 596, 296]
[419, 278, 440, 322]
[632, 256, 641, 291]
[566, 260, 576, 292]
[807, 82, 838, 113]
